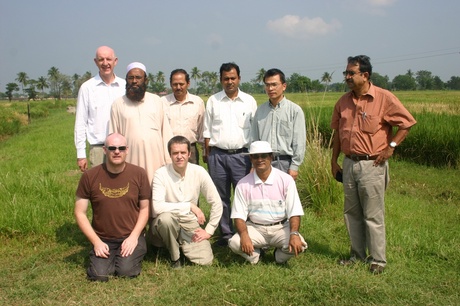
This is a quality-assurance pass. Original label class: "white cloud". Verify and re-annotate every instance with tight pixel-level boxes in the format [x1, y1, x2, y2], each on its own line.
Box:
[267, 15, 341, 40]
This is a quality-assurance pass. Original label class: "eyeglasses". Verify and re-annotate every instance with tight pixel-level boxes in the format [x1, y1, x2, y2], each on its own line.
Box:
[343, 70, 362, 77]
[264, 83, 281, 89]
[106, 146, 127, 151]
[250, 153, 270, 159]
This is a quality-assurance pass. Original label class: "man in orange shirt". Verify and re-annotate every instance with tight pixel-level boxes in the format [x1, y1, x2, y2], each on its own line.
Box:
[331, 55, 416, 274]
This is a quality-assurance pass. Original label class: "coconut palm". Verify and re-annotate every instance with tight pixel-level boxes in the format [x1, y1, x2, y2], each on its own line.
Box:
[321, 72, 333, 90]
[191, 67, 201, 88]
[15, 72, 29, 95]
[255, 68, 266, 84]
[36, 76, 49, 98]
[47, 66, 60, 97]
[156, 71, 165, 84]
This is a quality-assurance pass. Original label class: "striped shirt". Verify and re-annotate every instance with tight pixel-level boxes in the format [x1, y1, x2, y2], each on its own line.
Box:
[231, 167, 304, 224]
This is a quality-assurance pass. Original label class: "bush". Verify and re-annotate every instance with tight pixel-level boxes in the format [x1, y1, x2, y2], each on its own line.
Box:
[0, 108, 27, 136]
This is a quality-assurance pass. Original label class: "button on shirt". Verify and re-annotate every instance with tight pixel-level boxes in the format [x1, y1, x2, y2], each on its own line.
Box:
[331, 83, 417, 156]
[203, 90, 257, 150]
[231, 167, 304, 224]
[74, 74, 126, 158]
[161, 92, 205, 144]
[252, 97, 306, 171]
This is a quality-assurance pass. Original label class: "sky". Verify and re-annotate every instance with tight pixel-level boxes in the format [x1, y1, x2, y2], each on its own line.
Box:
[1, 0, 459, 90]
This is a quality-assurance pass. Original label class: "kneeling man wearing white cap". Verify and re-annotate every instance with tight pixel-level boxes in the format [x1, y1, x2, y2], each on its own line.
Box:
[228, 141, 307, 264]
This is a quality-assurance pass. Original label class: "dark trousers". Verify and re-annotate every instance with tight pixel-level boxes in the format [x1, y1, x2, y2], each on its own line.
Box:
[87, 235, 147, 282]
[208, 148, 251, 240]
[189, 143, 200, 165]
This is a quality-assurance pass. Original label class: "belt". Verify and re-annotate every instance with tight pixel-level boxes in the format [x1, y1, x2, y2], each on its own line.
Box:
[90, 143, 104, 147]
[346, 154, 378, 161]
[249, 218, 287, 226]
[275, 155, 292, 161]
[213, 147, 248, 154]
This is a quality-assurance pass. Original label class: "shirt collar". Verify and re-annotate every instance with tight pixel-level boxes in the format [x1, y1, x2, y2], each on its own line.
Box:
[253, 167, 274, 185]
[95, 73, 123, 87]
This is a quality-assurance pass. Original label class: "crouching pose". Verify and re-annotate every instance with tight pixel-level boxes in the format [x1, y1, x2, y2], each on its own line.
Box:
[229, 141, 307, 264]
[150, 136, 222, 268]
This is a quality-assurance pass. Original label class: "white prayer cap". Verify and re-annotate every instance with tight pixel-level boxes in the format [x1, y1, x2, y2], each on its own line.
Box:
[127, 62, 147, 74]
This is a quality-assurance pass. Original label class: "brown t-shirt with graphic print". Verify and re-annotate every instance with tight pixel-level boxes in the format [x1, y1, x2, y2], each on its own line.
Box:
[76, 163, 151, 240]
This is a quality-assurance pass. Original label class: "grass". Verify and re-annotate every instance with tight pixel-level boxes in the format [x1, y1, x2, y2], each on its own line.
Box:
[0, 93, 459, 304]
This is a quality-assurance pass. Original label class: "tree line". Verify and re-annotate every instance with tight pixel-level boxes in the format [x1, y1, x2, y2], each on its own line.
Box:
[3, 66, 460, 101]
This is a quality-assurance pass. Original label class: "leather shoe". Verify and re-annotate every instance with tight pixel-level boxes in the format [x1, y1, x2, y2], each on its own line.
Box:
[171, 259, 182, 269]
[369, 264, 384, 274]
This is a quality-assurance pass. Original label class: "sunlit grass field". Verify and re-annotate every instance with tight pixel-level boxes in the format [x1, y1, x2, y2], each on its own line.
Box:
[0, 91, 459, 305]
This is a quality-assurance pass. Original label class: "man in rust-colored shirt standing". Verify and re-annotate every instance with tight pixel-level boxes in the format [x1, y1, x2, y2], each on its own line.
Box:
[331, 55, 416, 274]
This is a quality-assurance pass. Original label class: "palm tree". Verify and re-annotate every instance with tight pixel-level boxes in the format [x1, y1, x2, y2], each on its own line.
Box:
[36, 76, 49, 99]
[156, 71, 165, 84]
[256, 68, 266, 84]
[47, 66, 60, 98]
[191, 67, 201, 88]
[321, 71, 334, 93]
[15, 72, 29, 96]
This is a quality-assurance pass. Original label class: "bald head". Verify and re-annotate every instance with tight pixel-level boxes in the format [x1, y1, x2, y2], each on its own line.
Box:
[94, 46, 118, 83]
[105, 132, 126, 146]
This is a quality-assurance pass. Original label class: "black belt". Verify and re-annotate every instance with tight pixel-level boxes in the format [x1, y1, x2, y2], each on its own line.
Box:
[213, 147, 248, 154]
[346, 154, 378, 161]
[249, 218, 287, 226]
[90, 143, 104, 147]
[275, 155, 291, 161]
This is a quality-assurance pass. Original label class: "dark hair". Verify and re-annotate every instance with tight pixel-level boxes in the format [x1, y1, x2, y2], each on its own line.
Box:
[219, 62, 240, 80]
[347, 55, 372, 77]
[167, 135, 190, 155]
[264, 68, 286, 84]
[170, 69, 190, 83]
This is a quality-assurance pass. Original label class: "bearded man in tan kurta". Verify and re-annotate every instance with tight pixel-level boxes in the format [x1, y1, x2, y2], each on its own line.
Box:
[109, 62, 173, 183]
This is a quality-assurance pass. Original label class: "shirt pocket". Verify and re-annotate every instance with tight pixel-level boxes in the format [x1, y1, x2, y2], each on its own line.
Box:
[360, 114, 381, 135]
[279, 119, 291, 137]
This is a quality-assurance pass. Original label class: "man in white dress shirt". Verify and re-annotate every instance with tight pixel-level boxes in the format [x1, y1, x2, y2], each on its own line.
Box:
[74, 46, 125, 172]
[150, 136, 222, 268]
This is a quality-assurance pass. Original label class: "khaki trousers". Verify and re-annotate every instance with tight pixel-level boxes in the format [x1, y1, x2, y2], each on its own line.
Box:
[150, 212, 213, 265]
[343, 157, 389, 266]
[228, 222, 307, 264]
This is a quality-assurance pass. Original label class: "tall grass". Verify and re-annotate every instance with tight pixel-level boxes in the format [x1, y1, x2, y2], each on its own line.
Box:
[0, 99, 459, 305]
[297, 106, 342, 213]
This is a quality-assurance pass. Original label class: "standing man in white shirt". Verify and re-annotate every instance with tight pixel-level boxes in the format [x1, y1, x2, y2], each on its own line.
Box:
[161, 69, 205, 164]
[203, 62, 257, 246]
[74, 46, 126, 172]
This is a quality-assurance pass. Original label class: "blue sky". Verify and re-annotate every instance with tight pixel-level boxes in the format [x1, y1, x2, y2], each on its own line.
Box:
[1, 0, 459, 89]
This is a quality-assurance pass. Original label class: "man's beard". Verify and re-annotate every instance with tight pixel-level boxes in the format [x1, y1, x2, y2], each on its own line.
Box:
[126, 83, 147, 101]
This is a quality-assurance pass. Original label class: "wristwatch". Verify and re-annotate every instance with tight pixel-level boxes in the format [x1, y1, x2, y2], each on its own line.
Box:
[389, 141, 397, 148]
[290, 231, 300, 236]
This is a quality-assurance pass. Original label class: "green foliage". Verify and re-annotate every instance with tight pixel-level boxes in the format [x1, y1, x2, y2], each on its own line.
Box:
[0, 101, 459, 304]
[297, 107, 342, 212]
[0, 108, 23, 136]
